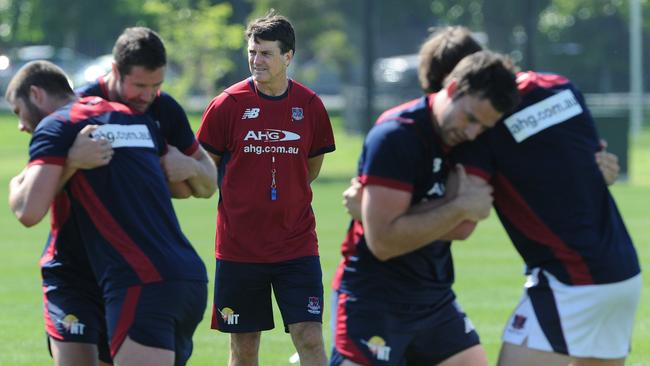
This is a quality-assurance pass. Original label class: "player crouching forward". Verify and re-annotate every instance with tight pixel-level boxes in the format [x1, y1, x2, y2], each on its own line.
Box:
[7, 60, 207, 366]
[331, 51, 520, 366]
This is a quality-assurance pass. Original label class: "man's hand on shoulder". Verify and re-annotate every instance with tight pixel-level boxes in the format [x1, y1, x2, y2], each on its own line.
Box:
[68, 125, 113, 169]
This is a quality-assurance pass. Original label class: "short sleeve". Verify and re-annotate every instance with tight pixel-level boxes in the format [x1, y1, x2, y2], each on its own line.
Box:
[359, 122, 422, 193]
[154, 93, 198, 156]
[196, 93, 232, 156]
[29, 116, 78, 166]
[307, 95, 336, 157]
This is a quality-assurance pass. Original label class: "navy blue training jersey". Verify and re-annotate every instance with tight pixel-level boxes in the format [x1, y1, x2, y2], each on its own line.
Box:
[36, 78, 200, 291]
[40, 191, 99, 291]
[29, 97, 207, 292]
[453, 71, 639, 285]
[76, 76, 199, 155]
[334, 95, 455, 304]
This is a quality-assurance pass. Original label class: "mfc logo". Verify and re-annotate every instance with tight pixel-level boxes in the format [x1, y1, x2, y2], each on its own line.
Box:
[242, 108, 260, 119]
[244, 129, 301, 142]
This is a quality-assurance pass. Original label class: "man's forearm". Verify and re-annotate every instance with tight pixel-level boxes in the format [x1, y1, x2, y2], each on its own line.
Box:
[57, 163, 78, 193]
[9, 164, 62, 227]
[184, 150, 217, 198]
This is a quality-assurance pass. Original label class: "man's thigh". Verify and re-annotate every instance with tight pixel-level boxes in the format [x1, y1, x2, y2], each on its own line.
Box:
[498, 342, 571, 366]
[105, 281, 206, 363]
[212, 259, 274, 332]
[331, 293, 480, 366]
[501, 270, 641, 360]
[44, 284, 111, 362]
[272, 256, 324, 331]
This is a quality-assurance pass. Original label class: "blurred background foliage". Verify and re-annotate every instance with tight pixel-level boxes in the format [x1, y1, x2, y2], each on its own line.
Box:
[0, 0, 648, 105]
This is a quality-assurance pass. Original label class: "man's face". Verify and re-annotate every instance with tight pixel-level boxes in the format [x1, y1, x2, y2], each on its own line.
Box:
[247, 38, 291, 87]
[437, 93, 503, 147]
[11, 96, 48, 134]
[114, 65, 165, 113]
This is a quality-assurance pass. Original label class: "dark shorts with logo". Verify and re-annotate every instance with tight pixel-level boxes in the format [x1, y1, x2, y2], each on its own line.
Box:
[212, 256, 324, 333]
[43, 282, 111, 363]
[330, 292, 480, 366]
[104, 281, 207, 366]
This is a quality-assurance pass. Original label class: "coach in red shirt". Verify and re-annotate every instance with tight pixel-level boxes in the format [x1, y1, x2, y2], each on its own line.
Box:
[197, 10, 335, 366]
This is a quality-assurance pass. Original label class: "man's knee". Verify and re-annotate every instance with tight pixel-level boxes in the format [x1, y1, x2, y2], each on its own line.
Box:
[230, 332, 261, 358]
[289, 322, 324, 351]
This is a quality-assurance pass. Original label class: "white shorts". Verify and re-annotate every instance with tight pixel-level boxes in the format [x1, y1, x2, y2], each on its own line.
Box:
[502, 268, 642, 359]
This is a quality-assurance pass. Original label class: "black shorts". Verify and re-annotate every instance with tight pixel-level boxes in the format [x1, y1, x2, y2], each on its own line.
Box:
[104, 281, 207, 366]
[43, 283, 111, 363]
[331, 292, 480, 366]
[211, 256, 324, 333]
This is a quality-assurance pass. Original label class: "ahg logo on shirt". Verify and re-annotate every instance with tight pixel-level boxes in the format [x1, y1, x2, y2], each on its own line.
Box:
[504, 89, 583, 143]
[243, 129, 301, 142]
[92, 124, 154, 148]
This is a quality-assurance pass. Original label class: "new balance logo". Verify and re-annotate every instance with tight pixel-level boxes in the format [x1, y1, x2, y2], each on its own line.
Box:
[242, 108, 260, 119]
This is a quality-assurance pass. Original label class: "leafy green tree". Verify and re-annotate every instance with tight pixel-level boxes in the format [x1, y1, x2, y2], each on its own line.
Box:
[0, 0, 154, 56]
[142, 0, 244, 100]
[247, 0, 355, 86]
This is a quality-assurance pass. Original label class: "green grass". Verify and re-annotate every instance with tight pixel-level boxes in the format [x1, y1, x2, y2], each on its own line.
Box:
[0, 111, 649, 365]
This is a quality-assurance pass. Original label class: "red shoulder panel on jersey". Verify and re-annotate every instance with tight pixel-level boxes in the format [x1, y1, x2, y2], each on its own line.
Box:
[376, 98, 422, 125]
[69, 97, 140, 123]
[516, 71, 570, 96]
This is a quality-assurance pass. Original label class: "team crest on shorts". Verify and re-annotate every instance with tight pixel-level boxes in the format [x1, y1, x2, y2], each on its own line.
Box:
[291, 107, 304, 121]
[307, 297, 321, 314]
[362, 336, 391, 361]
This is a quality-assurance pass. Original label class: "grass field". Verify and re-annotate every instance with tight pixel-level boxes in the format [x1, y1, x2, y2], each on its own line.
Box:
[0, 111, 648, 365]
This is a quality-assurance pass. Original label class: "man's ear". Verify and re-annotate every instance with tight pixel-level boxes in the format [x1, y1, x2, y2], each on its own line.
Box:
[284, 50, 294, 67]
[445, 79, 458, 97]
[111, 62, 121, 80]
[29, 85, 45, 107]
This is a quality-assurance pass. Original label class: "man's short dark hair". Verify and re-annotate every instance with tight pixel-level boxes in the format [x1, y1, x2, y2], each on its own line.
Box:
[445, 50, 521, 114]
[418, 26, 483, 93]
[113, 27, 166, 76]
[245, 10, 295, 54]
[5, 60, 73, 104]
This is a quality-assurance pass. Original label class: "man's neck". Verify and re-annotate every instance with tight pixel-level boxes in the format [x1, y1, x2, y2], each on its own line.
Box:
[254, 78, 289, 97]
[49, 94, 78, 112]
[105, 72, 119, 101]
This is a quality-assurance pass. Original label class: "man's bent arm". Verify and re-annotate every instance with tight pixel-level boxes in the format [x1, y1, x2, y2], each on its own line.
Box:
[9, 164, 63, 227]
[186, 146, 218, 197]
[343, 173, 477, 241]
[362, 185, 469, 261]
[161, 146, 217, 198]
